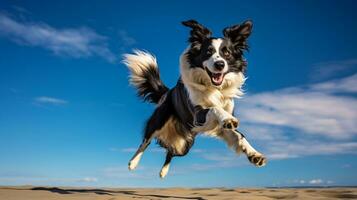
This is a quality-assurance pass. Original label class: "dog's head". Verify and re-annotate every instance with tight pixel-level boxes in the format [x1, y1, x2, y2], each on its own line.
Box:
[181, 20, 252, 87]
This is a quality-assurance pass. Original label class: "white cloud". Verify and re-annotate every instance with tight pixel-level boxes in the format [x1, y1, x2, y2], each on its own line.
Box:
[310, 73, 357, 93]
[292, 179, 306, 184]
[200, 152, 239, 162]
[0, 13, 116, 62]
[191, 148, 206, 153]
[309, 179, 323, 184]
[79, 177, 98, 182]
[238, 74, 357, 139]
[236, 74, 357, 160]
[310, 59, 357, 81]
[291, 179, 334, 185]
[34, 96, 67, 105]
[264, 140, 357, 160]
[118, 147, 137, 153]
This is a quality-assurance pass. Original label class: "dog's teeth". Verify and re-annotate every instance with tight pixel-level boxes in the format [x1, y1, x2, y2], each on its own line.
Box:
[212, 73, 224, 85]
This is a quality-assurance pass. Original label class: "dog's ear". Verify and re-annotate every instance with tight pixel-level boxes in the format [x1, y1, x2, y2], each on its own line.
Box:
[182, 20, 211, 49]
[223, 20, 253, 51]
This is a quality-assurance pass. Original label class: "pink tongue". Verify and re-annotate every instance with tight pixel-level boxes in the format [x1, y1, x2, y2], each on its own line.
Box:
[212, 73, 223, 84]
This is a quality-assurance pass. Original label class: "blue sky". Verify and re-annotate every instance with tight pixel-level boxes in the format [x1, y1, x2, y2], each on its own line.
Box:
[0, 0, 357, 188]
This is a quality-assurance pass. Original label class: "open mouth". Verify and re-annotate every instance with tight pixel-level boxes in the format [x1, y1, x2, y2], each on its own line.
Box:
[205, 67, 225, 86]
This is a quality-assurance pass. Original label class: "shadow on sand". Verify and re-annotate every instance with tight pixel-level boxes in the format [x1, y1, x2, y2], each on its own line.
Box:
[31, 187, 207, 200]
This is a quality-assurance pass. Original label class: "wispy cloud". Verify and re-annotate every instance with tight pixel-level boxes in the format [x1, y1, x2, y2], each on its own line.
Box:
[310, 73, 357, 93]
[79, 177, 98, 182]
[118, 30, 136, 46]
[115, 147, 137, 153]
[34, 96, 68, 105]
[310, 59, 357, 81]
[200, 152, 239, 162]
[263, 140, 357, 160]
[237, 73, 357, 160]
[290, 179, 334, 186]
[309, 179, 323, 184]
[239, 74, 357, 139]
[0, 13, 116, 63]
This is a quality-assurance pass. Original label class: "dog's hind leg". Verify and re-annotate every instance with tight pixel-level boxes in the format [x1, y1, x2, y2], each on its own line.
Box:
[159, 152, 173, 178]
[128, 125, 161, 171]
[219, 129, 267, 167]
[128, 138, 152, 170]
[128, 95, 172, 171]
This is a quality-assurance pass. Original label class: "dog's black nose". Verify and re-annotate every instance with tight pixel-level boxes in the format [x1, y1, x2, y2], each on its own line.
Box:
[214, 61, 225, 71]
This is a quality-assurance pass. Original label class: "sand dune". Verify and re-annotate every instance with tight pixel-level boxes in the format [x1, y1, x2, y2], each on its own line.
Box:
[0, 186, 357, 200]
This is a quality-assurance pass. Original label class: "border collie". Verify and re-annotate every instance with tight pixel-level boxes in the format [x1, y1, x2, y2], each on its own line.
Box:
[123, 19, 266, 178]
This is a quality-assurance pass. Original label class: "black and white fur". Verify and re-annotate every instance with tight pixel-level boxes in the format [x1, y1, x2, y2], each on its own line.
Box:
[123, 20, 266, 178]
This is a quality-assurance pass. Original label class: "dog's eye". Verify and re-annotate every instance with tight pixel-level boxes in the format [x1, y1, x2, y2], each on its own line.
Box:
[206, 47, 214, 55]
[223, 49, 231, 57]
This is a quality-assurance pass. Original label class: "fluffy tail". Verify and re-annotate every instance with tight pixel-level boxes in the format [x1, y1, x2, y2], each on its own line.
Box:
[122, 50, 168, 104]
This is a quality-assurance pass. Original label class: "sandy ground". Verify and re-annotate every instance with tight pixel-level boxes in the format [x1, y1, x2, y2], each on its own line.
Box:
[0, 186, 357, 200]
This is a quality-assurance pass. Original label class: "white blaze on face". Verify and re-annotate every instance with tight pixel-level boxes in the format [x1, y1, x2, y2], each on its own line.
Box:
[202, 38, 228, 73]
[202, 38, 228, 86]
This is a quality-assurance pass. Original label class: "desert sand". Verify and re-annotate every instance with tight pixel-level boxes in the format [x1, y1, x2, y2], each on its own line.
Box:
[0, 186, 357, 200]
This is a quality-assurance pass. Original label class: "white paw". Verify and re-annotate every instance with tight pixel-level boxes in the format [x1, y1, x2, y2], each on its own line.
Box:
[128, 152, 143, 171]
[159, 164, 170, 179]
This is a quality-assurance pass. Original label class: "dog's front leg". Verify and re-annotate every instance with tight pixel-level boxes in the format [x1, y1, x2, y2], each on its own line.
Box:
[193, 106, 239, 131]
[194, 106, 239, 130]
[212, 107, 239, 130]
[220, 129, 267, 167]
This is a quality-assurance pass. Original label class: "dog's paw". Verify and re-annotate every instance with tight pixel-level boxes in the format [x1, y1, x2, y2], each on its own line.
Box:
[128, 153, 143, 171]
[128, 160, 137, 171]
[159, 165, 170, 179]
[222, 118, 239, 130]
[248, 153, 267, 167]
